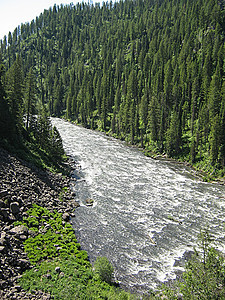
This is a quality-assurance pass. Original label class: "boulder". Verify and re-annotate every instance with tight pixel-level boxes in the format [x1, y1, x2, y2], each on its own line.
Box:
[42, 294, 51, 300]
[9, 225, 28, 237]
[17, 259, 30, 271]
[0, 232, 7, 246]
[10, 202, 20, 215]
[0, 208, 9, 219]
[46, 273, 52, 280]
[62, 212, 70, 221]
[55, 267, 61, 273]
[0, 246, 5, 253]
[19, 235, 27, 241]
[0, 190, 8, 199]
[13, 285, 22, 292]
[85, 198, 94, 206]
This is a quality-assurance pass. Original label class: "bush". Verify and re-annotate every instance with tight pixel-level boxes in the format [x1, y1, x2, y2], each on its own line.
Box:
[180, 230, 225, 299]
[93, 257, 114, 284]
[162, 230, 225, 299]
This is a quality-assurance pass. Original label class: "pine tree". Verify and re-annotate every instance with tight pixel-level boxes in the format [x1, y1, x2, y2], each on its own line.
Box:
[219, 81, 225, 167]
[208, 65, 221, 122]
[138, 96, 146, 147]
[165, 110, 181, 156]
[148, 95, 159, 143]
[53, 79, 64, 117]
[66, 92, 72, 120]
[0, 54, 13, 139]
[24, 68, 36, 131]
[35, 107, 52, 151]
[6, 55, 24, 135]
[50, 126, 64, 160]
[209, 114, 221, 166]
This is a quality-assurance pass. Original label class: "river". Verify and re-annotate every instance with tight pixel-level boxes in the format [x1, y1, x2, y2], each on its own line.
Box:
[51, 118, 225, 294]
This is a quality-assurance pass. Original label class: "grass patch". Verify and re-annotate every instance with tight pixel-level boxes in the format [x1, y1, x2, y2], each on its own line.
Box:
[19, 256, 136, 299]
[15, 204, 136, 299]
[15, 205, 82, 263]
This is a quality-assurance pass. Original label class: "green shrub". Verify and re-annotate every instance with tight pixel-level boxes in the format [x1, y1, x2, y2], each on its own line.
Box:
[19, 256, 133, 300]
[93, 257, 114, 284]
[162, 230, 225, 299]
[180, 230, 225, 299]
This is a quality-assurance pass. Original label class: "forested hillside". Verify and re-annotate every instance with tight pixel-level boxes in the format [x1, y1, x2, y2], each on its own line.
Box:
[1, 0, 225, 177]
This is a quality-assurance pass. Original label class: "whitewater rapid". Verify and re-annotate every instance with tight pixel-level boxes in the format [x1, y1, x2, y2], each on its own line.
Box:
[52, 118, 225, 293]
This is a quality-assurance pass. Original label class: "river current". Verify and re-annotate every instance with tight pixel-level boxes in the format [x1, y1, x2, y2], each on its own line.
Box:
[52, 118, 225, 293]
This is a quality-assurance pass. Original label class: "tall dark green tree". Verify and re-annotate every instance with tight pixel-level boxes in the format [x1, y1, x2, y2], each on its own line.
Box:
[165, 110, 182, 156]
[6, 55, 24, 135]
[0, 54, 12, 139]
[24, 67, 37, 131]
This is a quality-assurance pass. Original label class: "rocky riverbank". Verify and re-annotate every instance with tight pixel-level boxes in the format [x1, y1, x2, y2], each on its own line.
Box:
[0, 147, 79, 299]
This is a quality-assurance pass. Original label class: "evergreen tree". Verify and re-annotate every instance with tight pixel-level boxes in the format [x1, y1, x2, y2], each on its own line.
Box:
[165, 110, 182, 156]
[209, 114, 221, 166]
[208, 65, 221, 122]
[6, 55, 24, 135]
[35, 107, 52, 151]
[0, 54, 13, 139]
[24, 68, 36, 131]
[50, 126, 65, 160]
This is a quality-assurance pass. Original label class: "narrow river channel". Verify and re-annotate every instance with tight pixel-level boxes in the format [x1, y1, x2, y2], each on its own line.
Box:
[52, 118, 225, 293]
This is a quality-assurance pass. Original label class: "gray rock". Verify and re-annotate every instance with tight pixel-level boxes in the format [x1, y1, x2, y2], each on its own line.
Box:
[19, 235, 27, 241]
[0, 279, 7, 289]
[0, 246, 5, 253]
[0, 190, 8, 199]
[85, 198, 94, 206]
[9, 225, 28, 237]
[18, 259, 30, 271]
[62, 212, 70, 221]
[10, 202, 20, 215]
[0, 231, 7, 246]
[0, 208, 9, 219]
[13, 285, 22, 292]
[42, 294, 51, 300]
[0, 200, 5, 208]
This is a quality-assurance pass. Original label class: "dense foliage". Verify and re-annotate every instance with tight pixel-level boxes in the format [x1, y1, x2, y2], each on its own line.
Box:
[0, 53, 65, 170]
[15, 204, 83, 263]
[1, 0, 225, 177]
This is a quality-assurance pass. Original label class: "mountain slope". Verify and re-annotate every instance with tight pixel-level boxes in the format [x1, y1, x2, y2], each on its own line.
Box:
[1, 0, 225, 177]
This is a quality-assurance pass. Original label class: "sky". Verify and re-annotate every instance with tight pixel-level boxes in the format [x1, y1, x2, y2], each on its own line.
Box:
[0, 0, 102, 40]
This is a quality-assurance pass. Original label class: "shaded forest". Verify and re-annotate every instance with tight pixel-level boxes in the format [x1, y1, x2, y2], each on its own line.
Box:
[0, 0, 225, 177]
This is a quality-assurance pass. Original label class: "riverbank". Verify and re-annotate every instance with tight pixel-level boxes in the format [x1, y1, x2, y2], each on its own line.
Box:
[0, 147, 79, 299]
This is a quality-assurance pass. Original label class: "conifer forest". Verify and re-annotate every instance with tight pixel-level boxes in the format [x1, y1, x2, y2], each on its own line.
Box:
[0, 0, 225, 177]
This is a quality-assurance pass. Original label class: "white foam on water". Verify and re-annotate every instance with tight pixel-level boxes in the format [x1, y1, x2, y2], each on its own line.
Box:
[100, 219, 108, 225]
[154, 246, 189, 283]
[52, 118, 225, 293]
